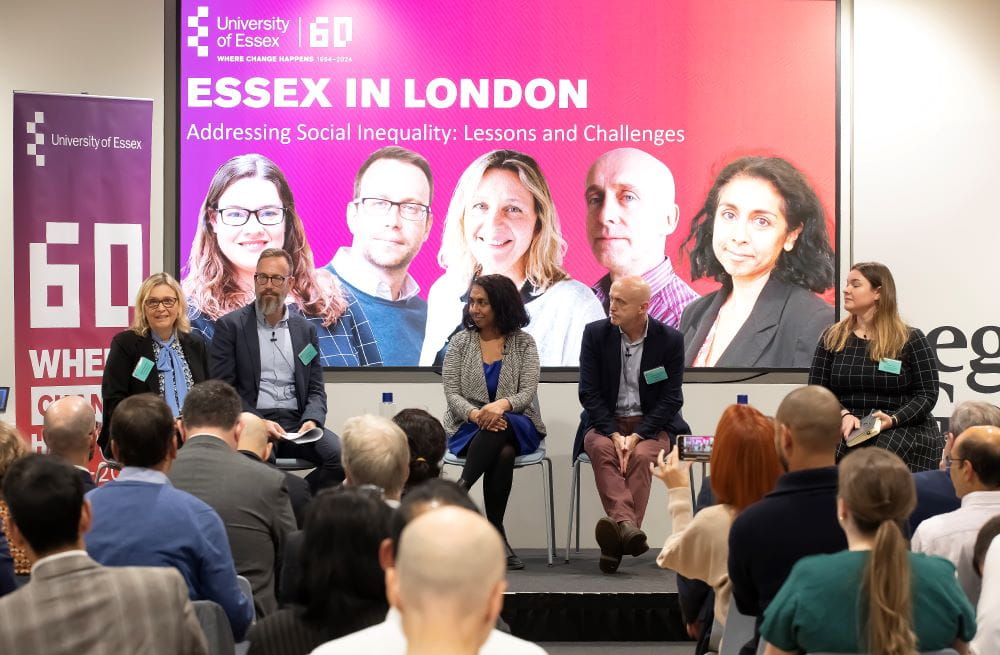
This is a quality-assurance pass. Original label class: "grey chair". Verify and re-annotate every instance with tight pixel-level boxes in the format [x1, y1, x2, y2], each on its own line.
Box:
[717, 600, 756, 655]
[235, 575, 255, 623]
[274, 458, 314, 471]
[443, 440, 556, 565]
[192, 599, 236, 655]
[564, 452, 591, 561]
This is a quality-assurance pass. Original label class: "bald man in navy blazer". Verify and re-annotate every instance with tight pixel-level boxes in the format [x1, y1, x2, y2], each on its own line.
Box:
[577, 276, 689, 574]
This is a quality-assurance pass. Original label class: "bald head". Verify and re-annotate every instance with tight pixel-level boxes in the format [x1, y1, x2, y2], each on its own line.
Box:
[775, 386, 842, 455]
[586, 148, 679, 279]
[43, 396, 96, 461]
[953, 426, 1000, 490]
[610, 276, 652, 305]
[236, 412, 270, 459]
[395, 506, 505, 615]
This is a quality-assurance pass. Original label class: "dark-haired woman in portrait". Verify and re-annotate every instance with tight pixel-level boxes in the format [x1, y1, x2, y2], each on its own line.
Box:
[247, 486, 392, 655]
[809, 262, 942, 471]
[760, 448, 974, 655]
[680, 156, 834, 368]
[441, 274, 545, 569]
[100, 273, 208, 455]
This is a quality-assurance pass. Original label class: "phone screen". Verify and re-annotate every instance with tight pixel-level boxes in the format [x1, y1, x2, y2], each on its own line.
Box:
[677, 435, 714, 462]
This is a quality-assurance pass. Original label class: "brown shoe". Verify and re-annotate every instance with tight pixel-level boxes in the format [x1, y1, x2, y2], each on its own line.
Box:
[595, 517, 623, 573]
[619, 521, 649, 557]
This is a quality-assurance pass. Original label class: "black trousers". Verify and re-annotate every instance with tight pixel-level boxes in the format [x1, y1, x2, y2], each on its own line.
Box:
[459, 426, 518, 534]
[259, 408, 344, 491]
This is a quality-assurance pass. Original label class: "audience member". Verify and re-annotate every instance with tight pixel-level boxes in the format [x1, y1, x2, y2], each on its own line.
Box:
[0, 454, 209, 654]
[761, 448, 975, 655]
[0, 422, 29, 578]
[238, 412, 313, 528]
[392, 408, 446, 491]
[43, 395, 98, 491]
[911, 401, 1000, 533]
[85, 393, 253, 639]
[171, 380, 297, 618]
[577, 275, 689, 574]
[312, 480, 544, 654]
[913, 425, 1000, 604]
[727, 385, 847, 655]
[342, 414, 411, 505]
[652, 405, 782, 640]
[248, 487, 392, 655]
[972, 516, 1000, 655]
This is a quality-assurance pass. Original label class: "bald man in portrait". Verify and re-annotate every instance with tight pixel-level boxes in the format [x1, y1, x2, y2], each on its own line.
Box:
[585, 147, 699, 328]
[577, 276, 689, 574]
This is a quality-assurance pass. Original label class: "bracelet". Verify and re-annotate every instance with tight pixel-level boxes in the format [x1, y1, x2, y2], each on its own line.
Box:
[840, 409, 851, 418]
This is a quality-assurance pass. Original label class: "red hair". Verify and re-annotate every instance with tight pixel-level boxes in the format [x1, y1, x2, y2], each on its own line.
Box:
[710, 405, 783, 513]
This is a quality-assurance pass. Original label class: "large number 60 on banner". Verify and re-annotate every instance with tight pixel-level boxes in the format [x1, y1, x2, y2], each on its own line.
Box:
[12, 92, 152, 473]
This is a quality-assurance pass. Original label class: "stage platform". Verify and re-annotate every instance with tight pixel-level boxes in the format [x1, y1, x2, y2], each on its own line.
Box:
[501, 548, 689, 643]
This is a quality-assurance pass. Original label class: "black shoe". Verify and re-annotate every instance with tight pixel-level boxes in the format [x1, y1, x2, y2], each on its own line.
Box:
[595, 517, 623, 574]
[457, 478, 471, 491]
[506, 553, 525, 570]
[619, 521, 649, 557]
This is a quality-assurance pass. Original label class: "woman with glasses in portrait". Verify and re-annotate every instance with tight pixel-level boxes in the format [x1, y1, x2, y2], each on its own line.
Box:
[183, 153, 382, 367]
[420, 149, 605, 367]
[99, 272, 208, 456]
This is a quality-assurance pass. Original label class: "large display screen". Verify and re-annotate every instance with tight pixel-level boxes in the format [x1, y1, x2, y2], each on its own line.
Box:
[178, 0, 838, 369]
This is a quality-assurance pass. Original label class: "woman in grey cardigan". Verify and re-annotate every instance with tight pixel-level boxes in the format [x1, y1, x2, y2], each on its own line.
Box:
[442, 274, 545, 569]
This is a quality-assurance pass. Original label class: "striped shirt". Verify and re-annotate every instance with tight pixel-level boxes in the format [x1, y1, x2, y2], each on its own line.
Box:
[591, 258, 700, 329]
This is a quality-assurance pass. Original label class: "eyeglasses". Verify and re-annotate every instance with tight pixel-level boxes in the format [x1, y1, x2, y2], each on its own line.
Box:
[945, 455, 967, 468]
[144, 297, 178, 309]
[355, 197, 429, 221]
[253, 273, 291, 286]
[215, 206, 286, 226]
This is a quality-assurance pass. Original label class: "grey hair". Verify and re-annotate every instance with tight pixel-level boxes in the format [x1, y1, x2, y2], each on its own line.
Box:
[949, 401, 1000, 435]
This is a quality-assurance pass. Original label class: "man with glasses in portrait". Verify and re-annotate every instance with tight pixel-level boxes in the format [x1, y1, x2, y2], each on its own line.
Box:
[323, 147, 435, 366]
[210, 247, 344, 491]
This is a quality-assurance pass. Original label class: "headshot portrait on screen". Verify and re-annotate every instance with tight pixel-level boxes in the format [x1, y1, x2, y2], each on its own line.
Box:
[680, 156, 834, 368]
[585, 147, 700, 329]
[182, 153, 383, 367]
[321, 147, 434, 366]
[421, 149, 604, 367]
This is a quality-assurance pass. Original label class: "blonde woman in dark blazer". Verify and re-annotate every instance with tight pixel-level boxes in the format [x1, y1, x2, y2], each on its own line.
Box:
[442, 274, 545, 569]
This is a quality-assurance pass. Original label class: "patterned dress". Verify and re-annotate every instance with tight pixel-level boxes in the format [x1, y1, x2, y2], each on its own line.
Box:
[809, 328, 942, 471]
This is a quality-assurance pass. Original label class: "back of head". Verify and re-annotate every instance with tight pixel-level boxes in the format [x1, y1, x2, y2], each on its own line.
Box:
[395, 506, 505, 619]
[43, 395, 96, 458]
[0, 422, 28, 482]
[181, 380, 242, 432]
[838, 448, 916, 655]
[110, 394, 175, 467]
[300, 486, 393, 627]
[392, 479, 479, 557]
[775, 385, 842, 460]
[710, 404, 782, 513]
[949, 401, 1000, 436]
[392, 408, 446, 489]
[342, 414, 410, 499]
[954, 426, 1000, 490]
[3, 454, 84, 555]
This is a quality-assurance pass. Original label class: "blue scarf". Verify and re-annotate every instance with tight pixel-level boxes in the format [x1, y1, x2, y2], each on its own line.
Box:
[152, 332, 188, 417]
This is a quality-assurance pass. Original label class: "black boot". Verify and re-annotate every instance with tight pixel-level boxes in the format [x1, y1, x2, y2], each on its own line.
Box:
[504, 536, 525, 570]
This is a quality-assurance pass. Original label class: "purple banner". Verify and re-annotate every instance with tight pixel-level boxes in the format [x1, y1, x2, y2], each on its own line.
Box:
[13, 92, 152, 474]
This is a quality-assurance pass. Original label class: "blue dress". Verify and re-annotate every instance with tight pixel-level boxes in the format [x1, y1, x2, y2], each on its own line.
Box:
[448, 360, 542, 456]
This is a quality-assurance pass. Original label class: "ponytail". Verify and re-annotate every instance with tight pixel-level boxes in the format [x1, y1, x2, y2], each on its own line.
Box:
[861, 519, 916, 655]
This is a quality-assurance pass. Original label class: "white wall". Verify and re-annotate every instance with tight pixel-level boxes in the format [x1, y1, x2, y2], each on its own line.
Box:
[2, 0, 998, 549]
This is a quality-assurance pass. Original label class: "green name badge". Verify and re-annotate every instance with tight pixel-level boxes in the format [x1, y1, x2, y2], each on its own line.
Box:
[132, 356, 154, 381]
[878, 358, 902, 375]
[298, 343, 318, 366]
[643, 366, 668, 384]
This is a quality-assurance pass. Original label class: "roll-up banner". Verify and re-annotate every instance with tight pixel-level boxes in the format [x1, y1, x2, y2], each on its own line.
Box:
[12, 92, 152, 475]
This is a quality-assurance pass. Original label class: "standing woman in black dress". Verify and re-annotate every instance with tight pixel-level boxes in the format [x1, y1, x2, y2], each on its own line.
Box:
[100, 273, 209, 455]
[808, 262, 941, 471]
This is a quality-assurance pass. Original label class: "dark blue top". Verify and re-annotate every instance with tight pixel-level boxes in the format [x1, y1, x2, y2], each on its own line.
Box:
[0, 524, 15, 598]
[909, 469, 960, 533]
[326, 266, 427, 366]
[85, 479, 254, 639]
[448, 361, 541, 456]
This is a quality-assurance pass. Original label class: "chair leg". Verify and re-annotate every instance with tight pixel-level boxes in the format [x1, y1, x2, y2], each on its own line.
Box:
[574, 461, 582, 554]
[541, 458, 553, 566]
[565, 459, 579, 562]
[546, 458, 555, 564]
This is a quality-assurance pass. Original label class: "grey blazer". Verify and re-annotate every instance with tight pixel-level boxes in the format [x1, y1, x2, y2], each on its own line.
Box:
[168, 435, 297, 618]
[0, 552, 207, 655]
[442, 329, 545, 436]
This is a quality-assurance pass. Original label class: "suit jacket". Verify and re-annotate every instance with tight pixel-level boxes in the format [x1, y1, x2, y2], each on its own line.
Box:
[210, 304, 327, 428]
[100, 329, 209, 451]
[76, 466, 96, 493]
[239, 450, 312, 529]
[441, 329, 544, 436]
[169, 435, 297, 618]
[577, 317, 689, 457]
[0, 551, 207, 655]
[909, 469, 961, 534]
[679, 277, 833, 368]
